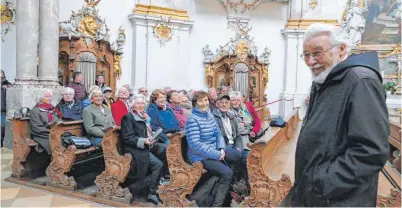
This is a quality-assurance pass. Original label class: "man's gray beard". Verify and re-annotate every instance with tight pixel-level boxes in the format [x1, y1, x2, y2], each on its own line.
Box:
[311, 61, 340, 84]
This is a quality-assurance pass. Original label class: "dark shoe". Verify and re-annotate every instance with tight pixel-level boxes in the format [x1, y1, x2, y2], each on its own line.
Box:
[147, 194, 161, 205]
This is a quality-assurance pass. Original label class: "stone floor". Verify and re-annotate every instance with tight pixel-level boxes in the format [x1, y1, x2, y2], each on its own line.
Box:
[0, 148, 106, 208]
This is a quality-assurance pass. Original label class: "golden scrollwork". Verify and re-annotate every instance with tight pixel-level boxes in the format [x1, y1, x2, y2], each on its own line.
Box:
[205, 64, 214, 85]
[309, 0, 318, 10]
[236, 40, 249, 61]
[113, 54, 122, 77]
[262, 65, 268, 84]
[379, 43, 402, 58]
[1, 3, 13, 24]
[153, 19, 173, 46]
[78, 15, 99, 38]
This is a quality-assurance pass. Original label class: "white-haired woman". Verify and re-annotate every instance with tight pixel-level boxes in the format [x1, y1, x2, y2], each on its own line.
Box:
[120, 94, 166, 205]
[111, 87, 130, 126]
[30, 90, 62, 155]
[82, 85, 101, 108]
[56, 87, 84, 121]
[83, 89, 115, 147]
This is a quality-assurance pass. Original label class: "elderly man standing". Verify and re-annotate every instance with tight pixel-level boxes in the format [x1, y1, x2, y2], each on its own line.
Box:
[288, 23, 389, 207]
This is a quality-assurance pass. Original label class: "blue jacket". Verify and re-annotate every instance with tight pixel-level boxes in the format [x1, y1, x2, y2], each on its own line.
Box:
[186, 107, 226, 163]
[147, 103, 181, 143]
[55, 99, 84, 121]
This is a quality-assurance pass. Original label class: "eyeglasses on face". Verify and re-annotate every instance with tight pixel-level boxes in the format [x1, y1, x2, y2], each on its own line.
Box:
[300, 45, 338, 60]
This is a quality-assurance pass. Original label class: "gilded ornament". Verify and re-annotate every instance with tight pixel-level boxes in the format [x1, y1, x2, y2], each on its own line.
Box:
[309, 0, 318, 10]
[113, 54, 122, 77]
[153, 17, 173, 46]
[78, 15, 99, 38]
[1, 3, 13, 24]
[1, 0, 16, 41]
[379, 43, 402, 58]
[205, 65, 214, 85]
[236, 40, 249, 61]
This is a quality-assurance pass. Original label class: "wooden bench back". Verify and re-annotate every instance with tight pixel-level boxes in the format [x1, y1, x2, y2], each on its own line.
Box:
[50, 121, 84, 137]
[389, 121, 401, 151]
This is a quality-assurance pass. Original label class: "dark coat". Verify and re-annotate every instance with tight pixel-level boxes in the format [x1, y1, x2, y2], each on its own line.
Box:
[56, 99, 83, 121]
[120, 112, 151, 181]
[30, 105, 61, 154]
[212, 109, 243, 150]
[1, 79, 12, 112]
[290, 52, 390, 207]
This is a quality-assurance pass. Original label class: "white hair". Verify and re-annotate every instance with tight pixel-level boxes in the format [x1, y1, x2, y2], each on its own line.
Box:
[62, 87, 74, 95]
[228, 91, 242, 99]
[304, 23, 350, 53]
[88, 85, 101, 93]
[89, 89, 103, 100]
[130, 94, 146, 106]
[115, 86, 129, 98]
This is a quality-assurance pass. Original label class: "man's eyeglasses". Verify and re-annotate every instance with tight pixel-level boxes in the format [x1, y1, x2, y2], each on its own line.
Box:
[140, 90, 147, 93]
[300, 45, 338, 60]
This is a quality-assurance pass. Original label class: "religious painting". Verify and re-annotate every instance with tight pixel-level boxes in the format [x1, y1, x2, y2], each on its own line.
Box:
[361, 0, 401, 45]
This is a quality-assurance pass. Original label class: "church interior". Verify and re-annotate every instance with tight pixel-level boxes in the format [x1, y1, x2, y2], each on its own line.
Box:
[0, 0, 401, 207]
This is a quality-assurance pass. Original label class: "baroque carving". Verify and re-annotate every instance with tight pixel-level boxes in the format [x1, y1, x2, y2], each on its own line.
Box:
[45, 122, 78, 191]
[241, 110, 300, 207]
[377, 189, 402, 207]
[309, 0, 319, 10]
[341, 0, 368, 46]
[1, 0, 16, 41]
[11, 117, 36, 178]
[113, 54, 122, 78]
[153, 16, 174, 46]
[95, 127, 132, 204]
[157, 133, 203, 207]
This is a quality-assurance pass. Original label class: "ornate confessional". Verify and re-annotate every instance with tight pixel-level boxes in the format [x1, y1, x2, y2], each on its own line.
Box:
[203, 23, 271, 109]
[58, 0, 126, 93]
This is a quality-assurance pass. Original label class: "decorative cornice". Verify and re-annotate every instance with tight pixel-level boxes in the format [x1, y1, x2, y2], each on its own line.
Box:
[285, 19, 339, 29]
[133, 4, 190, 20]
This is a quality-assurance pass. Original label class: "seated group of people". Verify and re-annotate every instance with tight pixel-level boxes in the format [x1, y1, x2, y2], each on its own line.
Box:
[28, 72, 261, 206]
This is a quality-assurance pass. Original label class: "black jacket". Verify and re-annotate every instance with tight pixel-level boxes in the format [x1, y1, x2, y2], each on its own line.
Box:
[212, 109, 243, 150]
[290, 52, 390, 207]
[1, 79, 12, 112]
[120, 112, 151, 181]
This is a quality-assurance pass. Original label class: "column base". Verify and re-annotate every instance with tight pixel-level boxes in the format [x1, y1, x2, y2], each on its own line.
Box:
[6, 85, 63, 119]
[14, 77, 39, 85]
[38, 78, 61, 86]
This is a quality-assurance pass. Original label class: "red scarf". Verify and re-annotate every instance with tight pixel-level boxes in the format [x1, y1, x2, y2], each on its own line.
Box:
[36, 102, 62, 122]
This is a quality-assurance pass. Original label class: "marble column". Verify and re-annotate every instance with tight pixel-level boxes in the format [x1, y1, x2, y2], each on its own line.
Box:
[38, 0, 60, 85]
[15, 0, 40, 85]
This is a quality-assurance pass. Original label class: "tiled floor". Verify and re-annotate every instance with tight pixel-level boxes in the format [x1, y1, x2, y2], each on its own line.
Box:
[0, 148, 106, 208]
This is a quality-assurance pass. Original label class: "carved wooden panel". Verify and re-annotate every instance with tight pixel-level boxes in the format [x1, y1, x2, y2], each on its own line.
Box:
[377, 189, 401, 207]
[158, 133, 203, 207]
[241, 110, 300, 207]
[59, 37, 116, 93]
[45, 121, 83, 191]
[11, 118, 37, 178]
[95, 127, 132, 204]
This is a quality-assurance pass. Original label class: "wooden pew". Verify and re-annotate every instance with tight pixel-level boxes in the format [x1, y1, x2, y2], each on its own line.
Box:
[377, 163, 401, 207]
[241, 109, 301, 207]
[95, 127, 133, 204]
[46, 121, 103, 190]
[157, 132, 203, 207]
[389, 121, 401, 172]
[11, 117, 39, 178]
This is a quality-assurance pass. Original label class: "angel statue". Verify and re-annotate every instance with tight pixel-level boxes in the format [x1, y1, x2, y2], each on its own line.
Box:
[202, 44, 214, 62]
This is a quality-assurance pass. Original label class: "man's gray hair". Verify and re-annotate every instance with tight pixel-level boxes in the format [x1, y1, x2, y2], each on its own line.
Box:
[62, 87, 74, 95]
[129, 94, 146, 106]
[228, 91, 242, 99]
[304, 23, 350, 52]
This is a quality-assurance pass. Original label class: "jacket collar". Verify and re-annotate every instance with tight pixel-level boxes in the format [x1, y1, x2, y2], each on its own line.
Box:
[212, 108, 235, 119]
[192, 107, 209, 118]
[131, 112, 146, 122]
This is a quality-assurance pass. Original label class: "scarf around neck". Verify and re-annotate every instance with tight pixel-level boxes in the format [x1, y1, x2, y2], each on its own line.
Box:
[36, 102, 62, 122]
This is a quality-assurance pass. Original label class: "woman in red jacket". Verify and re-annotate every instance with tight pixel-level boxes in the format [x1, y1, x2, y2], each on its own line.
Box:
[111, 87, 130, 126]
